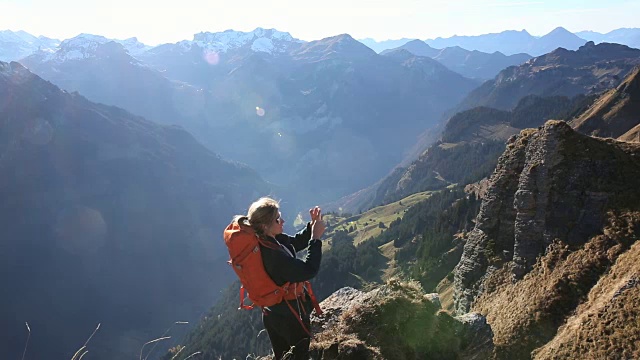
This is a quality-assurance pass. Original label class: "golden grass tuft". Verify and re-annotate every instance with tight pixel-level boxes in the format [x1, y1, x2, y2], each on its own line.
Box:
[532, 220, 640, 359]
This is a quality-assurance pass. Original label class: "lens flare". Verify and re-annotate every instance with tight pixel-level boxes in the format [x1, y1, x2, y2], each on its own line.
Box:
[55, 206, 107, 255]
[256, 106, 266, 117]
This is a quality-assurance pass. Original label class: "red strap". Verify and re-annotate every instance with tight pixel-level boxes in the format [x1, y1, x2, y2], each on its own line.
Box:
[304, 281, 323, 315]
[284, 299, 312, 337]
[239, 286, 254, 310]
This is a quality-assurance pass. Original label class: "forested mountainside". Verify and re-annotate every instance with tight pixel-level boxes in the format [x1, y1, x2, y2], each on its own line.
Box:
[336, 94, 593, 213]
[0, 61, 271, 359]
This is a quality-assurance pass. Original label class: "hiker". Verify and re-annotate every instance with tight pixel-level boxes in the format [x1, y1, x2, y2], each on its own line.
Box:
[225, 197, 325, 359]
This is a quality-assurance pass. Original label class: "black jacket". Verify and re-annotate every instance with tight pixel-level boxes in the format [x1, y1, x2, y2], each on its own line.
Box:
[261, 223, 322, 314]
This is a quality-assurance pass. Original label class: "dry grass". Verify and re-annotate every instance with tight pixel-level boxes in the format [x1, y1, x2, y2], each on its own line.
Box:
[436, 276, 455, 313]
[473, 211, 640, 359]
[570, 66, 640, 139]
[532, 220, 640, 359]
[310, 332, 383, 359]
[379, 240, 400, 281]
[21, 322, 30, 360]
[619, 123, 640, 142]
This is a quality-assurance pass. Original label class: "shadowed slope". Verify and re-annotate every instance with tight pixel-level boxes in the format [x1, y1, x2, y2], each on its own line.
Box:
[0, 61, 270, 359]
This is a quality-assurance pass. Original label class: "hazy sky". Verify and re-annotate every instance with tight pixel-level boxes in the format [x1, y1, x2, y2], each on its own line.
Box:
[1, 0, 639, 45]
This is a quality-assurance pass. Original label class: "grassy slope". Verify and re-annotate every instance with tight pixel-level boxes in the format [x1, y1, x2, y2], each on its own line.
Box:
[473, 211, 640, 359]
[323, 191, 432, 247]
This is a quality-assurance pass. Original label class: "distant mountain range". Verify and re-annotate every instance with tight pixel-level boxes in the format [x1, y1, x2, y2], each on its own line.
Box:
[576, 28, 640, 50]
[360, 27, 640, 56]
[358, 37, 416, 53]
[426, 27, 587, 56]
[0, 30, 59, 61]
[3, 27, 639, 64]
[425, 28, 587, 56]
[18, 28, 480, 210]
[458, 41, 640, 111]
[381, 40, 532, 80]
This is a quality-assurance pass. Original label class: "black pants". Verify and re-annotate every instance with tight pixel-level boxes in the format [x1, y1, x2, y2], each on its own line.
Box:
[262, 300, 311, 360]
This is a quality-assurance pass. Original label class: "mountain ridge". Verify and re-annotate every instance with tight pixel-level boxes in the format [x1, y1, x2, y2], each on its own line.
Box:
[424, 27, 586, 56]
[381, 41, 532, 80]
[458, 41, 640, 111]
[361, 27, 640, 56]
[0, 29, 59, 61]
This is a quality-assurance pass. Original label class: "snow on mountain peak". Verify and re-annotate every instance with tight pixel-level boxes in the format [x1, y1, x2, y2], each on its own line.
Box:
[0, 30, 21, 43]
[0, 30, 60, 61]
[42, 34, 150, 62]
[52, 34, 110, 61]
[0, 30, 38, 45]
[251, 37, 275, 53]
[188, 28, 302, 54]
[61, 33, 109, 48]
[116, 37, 151, 55]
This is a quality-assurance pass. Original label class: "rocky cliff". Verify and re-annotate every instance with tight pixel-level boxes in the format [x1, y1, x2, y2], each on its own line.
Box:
[453, 120, 640, 358]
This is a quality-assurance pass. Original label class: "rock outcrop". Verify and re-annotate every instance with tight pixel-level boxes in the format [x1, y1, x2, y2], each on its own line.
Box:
[454, 120, 640, 315]
[452, 120, 640, 358]
[307, 280, 492, 359]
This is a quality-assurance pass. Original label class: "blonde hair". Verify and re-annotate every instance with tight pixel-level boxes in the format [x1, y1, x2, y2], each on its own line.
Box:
[233, 197, 280, 238]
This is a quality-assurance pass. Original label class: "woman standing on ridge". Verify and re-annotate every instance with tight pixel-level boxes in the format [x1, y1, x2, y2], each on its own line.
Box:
[225, 197, 325, 359]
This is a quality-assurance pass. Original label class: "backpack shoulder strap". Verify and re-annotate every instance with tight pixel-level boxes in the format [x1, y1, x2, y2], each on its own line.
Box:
[304, 281, 323, 316]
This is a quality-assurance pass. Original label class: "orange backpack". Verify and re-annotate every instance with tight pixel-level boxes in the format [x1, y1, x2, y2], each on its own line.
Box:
[223, 221, 322, 317]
